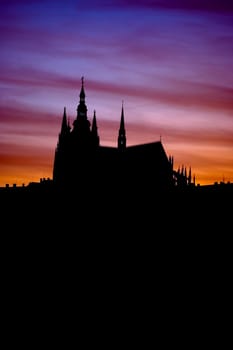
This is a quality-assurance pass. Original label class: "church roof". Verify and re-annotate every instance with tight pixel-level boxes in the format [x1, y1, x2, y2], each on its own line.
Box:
[98, 141, 167, 161]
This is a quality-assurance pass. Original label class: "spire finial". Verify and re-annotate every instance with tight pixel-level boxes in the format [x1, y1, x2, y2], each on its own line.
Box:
[81, 76, 84, 86]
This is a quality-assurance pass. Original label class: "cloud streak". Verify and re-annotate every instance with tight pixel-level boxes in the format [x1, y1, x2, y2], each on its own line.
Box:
[0, 104, 60, 136]
[1, 67, 233, 114]
[1, 61, 233, 133]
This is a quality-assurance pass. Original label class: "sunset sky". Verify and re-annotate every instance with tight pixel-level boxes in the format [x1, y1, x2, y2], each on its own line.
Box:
[1, 0, 233, 186]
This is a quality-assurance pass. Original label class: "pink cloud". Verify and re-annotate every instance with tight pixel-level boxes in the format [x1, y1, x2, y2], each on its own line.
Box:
[87, 79, 233, 114]
[1, 66, 233, 115]
[98, 119, 233, 148]
[0, 104, 60, 136]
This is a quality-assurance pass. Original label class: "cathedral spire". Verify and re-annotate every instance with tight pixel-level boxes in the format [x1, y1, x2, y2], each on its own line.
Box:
[53, 107, 70, 182]
[80, 76, 85, 102]
[61, 107, 68, 132]
[59, 106, 70, 137]
[76, 76, 87, 119]
[72, 77, 91, 137]
[118, 101, 126, 150]
[91, 110, 99, 147]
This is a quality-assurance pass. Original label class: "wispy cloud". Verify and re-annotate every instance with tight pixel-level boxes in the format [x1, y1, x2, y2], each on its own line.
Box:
[88, 79, 233, 114]
[0, 103, 60, 135]
[1, 66, 233, 115]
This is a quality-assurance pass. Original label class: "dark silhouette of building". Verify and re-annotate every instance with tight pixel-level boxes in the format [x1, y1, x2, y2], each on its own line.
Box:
[53, 77, 174, 192]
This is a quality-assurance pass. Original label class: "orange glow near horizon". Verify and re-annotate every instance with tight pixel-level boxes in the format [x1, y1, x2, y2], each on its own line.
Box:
[0, 116, 232, 187]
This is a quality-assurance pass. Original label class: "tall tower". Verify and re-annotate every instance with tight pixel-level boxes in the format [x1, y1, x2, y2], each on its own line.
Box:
[91, 110, 99, 148]
[60, 107, 70, 139]
[53, 107, 70, 183]
[72, 77, 91, 144]
[118, 102, 126, 150]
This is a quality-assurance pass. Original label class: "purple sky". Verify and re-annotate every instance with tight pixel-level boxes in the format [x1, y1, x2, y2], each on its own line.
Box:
[0, 0, 233, 186]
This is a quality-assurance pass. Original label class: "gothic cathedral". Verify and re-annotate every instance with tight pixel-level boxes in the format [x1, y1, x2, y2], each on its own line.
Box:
[53, 78, 174, 191]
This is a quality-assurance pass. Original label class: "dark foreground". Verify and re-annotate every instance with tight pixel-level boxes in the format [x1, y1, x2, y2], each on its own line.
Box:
[1, 182, 231, 348]
[1, 182, 231, 259]
[1, 181, 232, 226]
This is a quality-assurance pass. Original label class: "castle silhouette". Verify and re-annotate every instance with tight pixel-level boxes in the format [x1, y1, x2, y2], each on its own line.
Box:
[53, 77, 179, 192]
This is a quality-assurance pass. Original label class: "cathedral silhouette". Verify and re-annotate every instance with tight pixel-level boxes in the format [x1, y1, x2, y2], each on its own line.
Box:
[53, 77, 190, 192]
[2, 76, 232, 224]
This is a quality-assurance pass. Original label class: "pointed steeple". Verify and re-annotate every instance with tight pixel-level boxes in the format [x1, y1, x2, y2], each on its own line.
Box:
[80, 76, 85, 102]
[61, 107, 68, 133]
[91, 110, 99, 148]
[58, 107, 70, 139]
[76, 76, 88, 119]
[53, 107, 70, 182]
[73, 77, 91, 138]
[92, 110, 97, 129]
[56, 107, 70, 149]
[118, 101, 126, 150]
